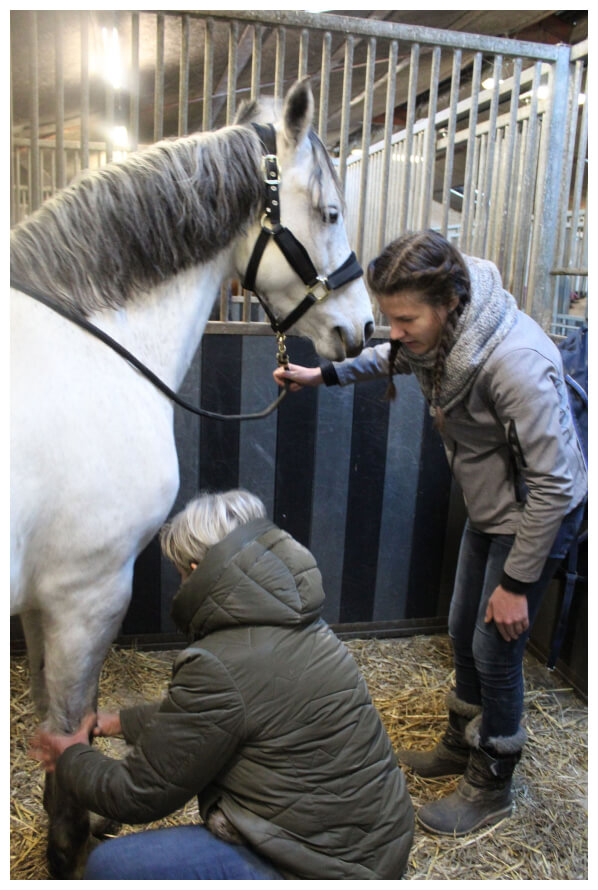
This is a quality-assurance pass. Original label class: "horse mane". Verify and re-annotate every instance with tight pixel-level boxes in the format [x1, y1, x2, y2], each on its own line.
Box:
[10, 126, 265, 314]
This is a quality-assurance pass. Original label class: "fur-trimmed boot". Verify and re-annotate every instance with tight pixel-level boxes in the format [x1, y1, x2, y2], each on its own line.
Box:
[416, 715, 526, 836]
[398, 691, 481, 777]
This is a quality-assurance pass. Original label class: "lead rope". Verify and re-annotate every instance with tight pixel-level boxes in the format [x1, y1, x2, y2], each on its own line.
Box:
[11, 279, 288, 422]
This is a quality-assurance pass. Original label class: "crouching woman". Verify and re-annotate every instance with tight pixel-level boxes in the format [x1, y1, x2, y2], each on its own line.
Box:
[30, 489, 414, 880]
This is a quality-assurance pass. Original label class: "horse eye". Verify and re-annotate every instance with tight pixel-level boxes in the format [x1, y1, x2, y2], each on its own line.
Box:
[321, 206, 339, 224]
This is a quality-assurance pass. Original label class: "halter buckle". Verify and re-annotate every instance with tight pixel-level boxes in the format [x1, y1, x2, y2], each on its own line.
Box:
[306, 276, 331, 302]
[261, 154, 281, 186]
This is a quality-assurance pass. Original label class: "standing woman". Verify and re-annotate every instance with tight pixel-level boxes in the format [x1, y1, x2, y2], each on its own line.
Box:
[274, 230, 587, 836]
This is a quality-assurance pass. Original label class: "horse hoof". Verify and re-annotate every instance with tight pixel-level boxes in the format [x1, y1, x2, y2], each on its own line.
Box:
[47, 822, 91, 879]
[46, 842, 84, 880]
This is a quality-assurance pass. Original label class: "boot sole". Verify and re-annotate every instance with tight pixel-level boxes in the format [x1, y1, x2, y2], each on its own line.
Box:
[416, 804, 512, 837]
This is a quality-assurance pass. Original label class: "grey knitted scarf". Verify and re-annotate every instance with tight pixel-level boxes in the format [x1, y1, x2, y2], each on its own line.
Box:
[393, 255, 519, 413]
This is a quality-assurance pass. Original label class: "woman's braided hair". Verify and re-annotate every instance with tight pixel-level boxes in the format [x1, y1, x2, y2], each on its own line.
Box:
[367, 230, 471, 428]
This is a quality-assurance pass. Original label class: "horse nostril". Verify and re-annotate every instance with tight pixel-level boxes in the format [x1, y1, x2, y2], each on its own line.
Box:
[364, 320, 375, 343]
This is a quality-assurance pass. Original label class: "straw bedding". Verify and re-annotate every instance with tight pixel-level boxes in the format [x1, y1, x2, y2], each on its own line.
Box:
[10, 634, 587, 880]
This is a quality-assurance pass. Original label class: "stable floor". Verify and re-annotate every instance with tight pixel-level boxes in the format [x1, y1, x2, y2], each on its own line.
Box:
[10, 635, 587, 880]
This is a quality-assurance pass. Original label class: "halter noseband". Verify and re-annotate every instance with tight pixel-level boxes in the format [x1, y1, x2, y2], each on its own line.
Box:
[243, 123, 364, 366]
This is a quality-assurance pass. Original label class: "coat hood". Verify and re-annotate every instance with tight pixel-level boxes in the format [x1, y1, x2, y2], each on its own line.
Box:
[170, 518, 325, 637]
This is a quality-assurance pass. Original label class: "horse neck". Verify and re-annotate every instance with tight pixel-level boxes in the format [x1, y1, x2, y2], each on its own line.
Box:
[93, 252, 234, 392]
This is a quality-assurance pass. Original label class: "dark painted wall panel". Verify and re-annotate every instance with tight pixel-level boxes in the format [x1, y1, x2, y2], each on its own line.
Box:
[310, 376, 355, 624]
[405, 411, 453, 619]
[273, 337, 318, 546]
[374, 373, 426, 621]
[199, 335, 241, 492]
[339, 375, 390, 623]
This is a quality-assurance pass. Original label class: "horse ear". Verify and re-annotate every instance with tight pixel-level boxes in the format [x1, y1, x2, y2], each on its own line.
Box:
[282, 78, 314, 147]
[233, 99, 259, 125]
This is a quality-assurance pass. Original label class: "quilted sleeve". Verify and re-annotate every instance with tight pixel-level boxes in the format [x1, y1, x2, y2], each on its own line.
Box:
[56, 649, 246, 824]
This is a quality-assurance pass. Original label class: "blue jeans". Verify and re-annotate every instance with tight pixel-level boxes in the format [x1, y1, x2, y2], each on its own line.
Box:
[448, 503, 585, 743]
[84, 825, 283, 880]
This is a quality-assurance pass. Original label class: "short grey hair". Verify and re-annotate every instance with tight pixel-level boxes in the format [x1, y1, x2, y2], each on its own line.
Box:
[160, 489, 267, 574]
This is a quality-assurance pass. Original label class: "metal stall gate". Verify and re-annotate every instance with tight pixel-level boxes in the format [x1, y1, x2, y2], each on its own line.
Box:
[10, 11, 587, 690]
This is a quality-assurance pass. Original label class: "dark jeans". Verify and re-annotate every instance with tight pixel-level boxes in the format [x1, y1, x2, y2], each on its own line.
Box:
[84, 825, 283, 880]
[448, 502, 585, 743]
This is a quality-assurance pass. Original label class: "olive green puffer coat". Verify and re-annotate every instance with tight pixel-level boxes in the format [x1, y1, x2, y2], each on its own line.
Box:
[57, 518, 414, 879]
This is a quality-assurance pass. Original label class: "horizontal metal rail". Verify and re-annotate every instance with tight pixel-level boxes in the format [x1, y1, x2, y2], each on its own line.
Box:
[188, 10, 563, 60]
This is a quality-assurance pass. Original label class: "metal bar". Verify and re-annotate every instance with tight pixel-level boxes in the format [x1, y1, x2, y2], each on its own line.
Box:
[274, 27, 286, 101]
[10, 66, 15, 224]
[476, 55, 502, 255]
[377, 39, 398, 253]
[54, 12, 65, 190]
[318, 31, 332, 143]
[399, 43, 420, 234]
[80, 12, 90, 170]
[459, 53, 482, 251]
[526, 46, 572, 326]
[241, 289, 251, 324]
[570, 39, 588, 63]
[411, 130, 425, 233]
[251, 24, 263, 100]
[104, 15, 116, 163]
[338, 36, 354, 194]
[298, 28, 309, 79]
[129, 13, 140, 151]
[178, 14, 190, 136]
[356, 37, 376, 261]
[203, 17, 214, 130]
[28, 12, 41, 213]
[472, 133, 487, 256]
[15, 145, 23, 225]
[154, 13, 165, 141]
[496, 57, 522, 272]
[418, 45, 441, 230]
[440, 49, 461, 236]
[189, 10, 561, 61]
[487, 123, 505, 262]
[555, 61, 584, 267]
[219, 281, 229, 322]
[512, 63, 541, 302]
[566, 82, 588, 269]
[227, 21, 239, 124]
[551, 266, 588, 276]
[504, 118, 524, 293]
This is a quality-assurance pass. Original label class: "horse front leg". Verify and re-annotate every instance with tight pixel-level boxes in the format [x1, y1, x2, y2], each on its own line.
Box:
[40, 582, 132, 879]
[20, 610, 48, 716]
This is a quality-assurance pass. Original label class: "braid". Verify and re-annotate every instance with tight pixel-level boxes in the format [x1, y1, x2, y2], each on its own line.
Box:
[385, 339, 401, 401]
[430, 299, 466, 431]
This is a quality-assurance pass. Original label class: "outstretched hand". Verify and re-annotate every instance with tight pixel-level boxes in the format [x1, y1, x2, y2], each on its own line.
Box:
[273, 363, 323, 392]
[28, 712, 98, 773]
[485, 585, 530, 642]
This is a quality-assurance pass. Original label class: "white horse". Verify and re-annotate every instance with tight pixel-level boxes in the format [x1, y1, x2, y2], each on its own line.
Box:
[10, 79, 373, 877]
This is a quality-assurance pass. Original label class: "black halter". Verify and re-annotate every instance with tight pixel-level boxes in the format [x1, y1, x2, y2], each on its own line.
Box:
[244, 124, 364, 363]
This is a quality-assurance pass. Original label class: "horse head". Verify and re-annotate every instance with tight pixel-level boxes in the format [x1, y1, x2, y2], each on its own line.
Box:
[234, 80, 374, 361]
